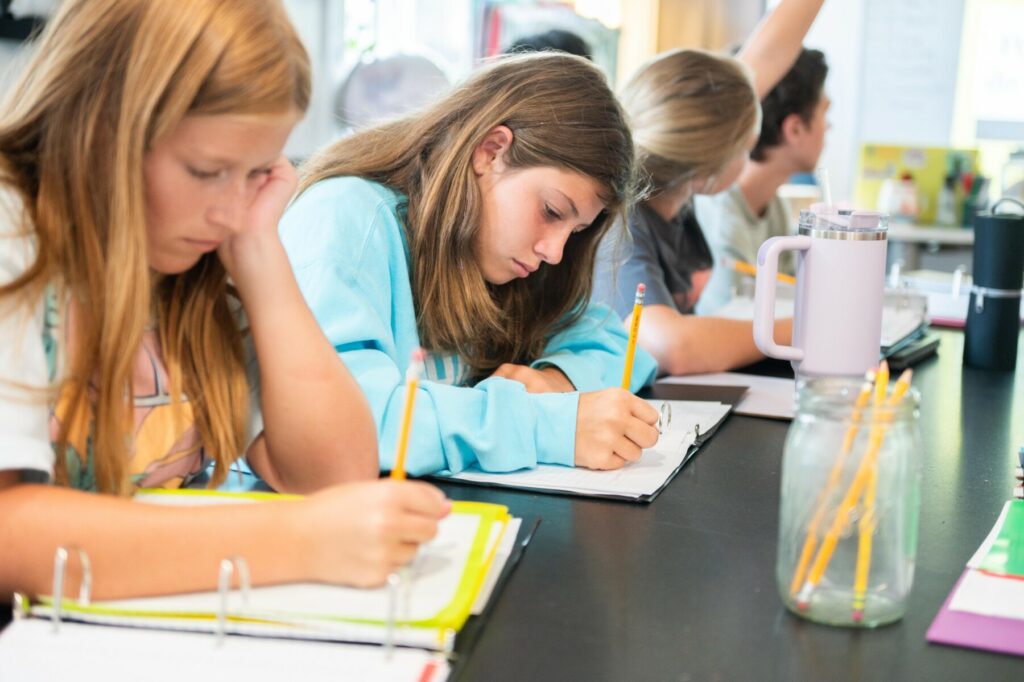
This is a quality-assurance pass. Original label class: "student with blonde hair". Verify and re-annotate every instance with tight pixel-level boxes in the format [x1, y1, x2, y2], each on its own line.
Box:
[594, 0, 824, 376]
[0, 0, 448, 600]
[283, 52, 660, 476]
[696, 48, 830, 314]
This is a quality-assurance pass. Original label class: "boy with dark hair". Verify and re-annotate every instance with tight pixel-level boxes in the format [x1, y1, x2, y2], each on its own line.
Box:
[505, 29, 593, 60]
[695, 47, 829, 314]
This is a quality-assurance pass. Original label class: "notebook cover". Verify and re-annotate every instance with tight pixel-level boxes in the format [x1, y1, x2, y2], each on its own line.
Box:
[926, 570, 1024, 657]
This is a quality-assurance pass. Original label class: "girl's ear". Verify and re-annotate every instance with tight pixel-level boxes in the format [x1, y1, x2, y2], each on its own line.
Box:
[471, 125, 515, 176]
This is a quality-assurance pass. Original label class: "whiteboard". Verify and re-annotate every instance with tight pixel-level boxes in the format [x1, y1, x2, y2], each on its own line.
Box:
[973, 1, 1024, 140]
[858, 0, 965, 145]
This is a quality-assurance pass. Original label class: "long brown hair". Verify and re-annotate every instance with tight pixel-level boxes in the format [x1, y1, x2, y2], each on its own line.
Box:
[621, 49, 759, 192]
[0, 0, 310, 494]
[300, 53, 636, 377]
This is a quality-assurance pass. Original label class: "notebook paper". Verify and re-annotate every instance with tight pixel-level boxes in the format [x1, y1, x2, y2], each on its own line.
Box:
[0, 618, 449, 682]
[28, 493, 516, 651]
[440, 400, 730, 500]
[660, 373, 794, 420]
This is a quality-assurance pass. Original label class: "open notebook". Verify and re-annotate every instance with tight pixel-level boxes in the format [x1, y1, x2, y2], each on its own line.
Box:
[3, 490, 527, 680]
[437, 399, 732, 502]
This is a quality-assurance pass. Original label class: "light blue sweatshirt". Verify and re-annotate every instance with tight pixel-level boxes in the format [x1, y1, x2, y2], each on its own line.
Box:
[280, 177, 657, 475]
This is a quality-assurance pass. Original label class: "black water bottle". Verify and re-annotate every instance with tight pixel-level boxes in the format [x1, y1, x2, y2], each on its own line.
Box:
[964, 199, 1024, 370]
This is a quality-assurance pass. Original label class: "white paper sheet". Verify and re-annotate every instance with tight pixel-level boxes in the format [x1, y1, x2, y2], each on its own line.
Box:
[472, 517, 522, 615]
[0, 619, 448, 682]
[660, 373, 795, 420]
[103, 513, 482, 623]
[442, 400, 730, 499]
[948, 569, 1024, 622]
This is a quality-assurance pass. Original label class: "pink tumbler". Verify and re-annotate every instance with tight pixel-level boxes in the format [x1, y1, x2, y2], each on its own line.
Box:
[753, 207, 888, 378]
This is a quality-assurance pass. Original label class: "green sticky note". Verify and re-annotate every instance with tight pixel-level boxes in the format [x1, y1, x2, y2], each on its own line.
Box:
[980, 500, 1024, 577]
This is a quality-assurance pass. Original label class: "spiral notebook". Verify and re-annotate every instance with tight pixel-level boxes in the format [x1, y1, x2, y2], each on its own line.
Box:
[2, 490, 529, 680]
[437, 398, 734, 502]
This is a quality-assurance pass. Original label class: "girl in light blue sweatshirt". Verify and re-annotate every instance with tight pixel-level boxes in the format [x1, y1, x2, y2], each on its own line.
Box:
[281, 53, 659, 476]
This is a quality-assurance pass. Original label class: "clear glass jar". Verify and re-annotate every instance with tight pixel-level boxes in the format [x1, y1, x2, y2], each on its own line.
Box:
[776, 377, 922, 627]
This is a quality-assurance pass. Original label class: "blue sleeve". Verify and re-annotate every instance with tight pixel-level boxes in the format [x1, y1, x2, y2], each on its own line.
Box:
[530, 302, 657, 392]
[281, 180, 578, 475]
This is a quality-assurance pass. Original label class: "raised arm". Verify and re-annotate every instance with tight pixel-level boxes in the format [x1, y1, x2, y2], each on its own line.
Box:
[219, 157, 378, 493]
[737, 0, 825, 99]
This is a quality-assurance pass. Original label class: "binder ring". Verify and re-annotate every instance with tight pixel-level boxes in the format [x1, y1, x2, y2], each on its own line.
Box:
[658, 402, 672, 432]
[51, 545, 93, 633]
[216, 555, 251, 644]
[12, 592, 26, 621]
[384, 571, 402, 659]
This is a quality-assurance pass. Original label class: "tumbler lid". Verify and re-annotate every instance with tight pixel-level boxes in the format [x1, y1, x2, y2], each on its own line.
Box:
[798, 206, 888, 240]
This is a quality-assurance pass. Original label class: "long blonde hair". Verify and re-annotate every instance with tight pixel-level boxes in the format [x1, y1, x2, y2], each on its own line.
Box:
[621, 49, 759, 193]
[0, 0, 310, 495]
[300, 53, 636, 377]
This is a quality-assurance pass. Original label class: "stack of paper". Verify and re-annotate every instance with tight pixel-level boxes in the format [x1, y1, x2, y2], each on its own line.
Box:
[927, 500, 1024, 656]
[440, 399, 731, 501]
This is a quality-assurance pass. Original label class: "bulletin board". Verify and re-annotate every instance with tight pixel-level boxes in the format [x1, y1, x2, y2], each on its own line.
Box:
[854, 145, 978, 224]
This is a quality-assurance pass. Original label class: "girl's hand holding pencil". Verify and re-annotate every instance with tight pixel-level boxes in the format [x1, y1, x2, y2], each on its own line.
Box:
[574, 389, 659, 470]
[300, 480, 450, 588]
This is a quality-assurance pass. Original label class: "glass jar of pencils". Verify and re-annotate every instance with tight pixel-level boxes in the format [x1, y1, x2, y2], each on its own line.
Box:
[776, 371, 922, 628]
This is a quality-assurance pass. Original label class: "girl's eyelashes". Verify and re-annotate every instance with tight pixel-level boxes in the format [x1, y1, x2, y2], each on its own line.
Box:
[543, 204, 563, 221]
[187, 166, 272, 181]
[186, 165, 223, 180]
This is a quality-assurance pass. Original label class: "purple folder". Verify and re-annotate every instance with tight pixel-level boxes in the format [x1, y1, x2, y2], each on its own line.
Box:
[926, 570, 1024, 657]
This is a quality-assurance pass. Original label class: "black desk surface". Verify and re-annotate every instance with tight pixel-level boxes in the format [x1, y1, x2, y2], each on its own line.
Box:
[1, 331, 1020, 680]
[439, 329, 1024, 681]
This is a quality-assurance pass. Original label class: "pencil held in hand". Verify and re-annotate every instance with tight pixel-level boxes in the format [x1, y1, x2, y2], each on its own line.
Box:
[730, 258, 796, 287]
[391, 347, 425, 480]
[622, 283, 646, 390]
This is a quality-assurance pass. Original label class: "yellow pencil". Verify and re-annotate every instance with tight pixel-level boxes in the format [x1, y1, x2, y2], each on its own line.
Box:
[796, 364, 911, 610]
[852, 367, 912, 622]
[391, 347, 425, 480]
[732, 258, 797, 287]
[788, 369, 876, 597]
[621, 283, 646, 390]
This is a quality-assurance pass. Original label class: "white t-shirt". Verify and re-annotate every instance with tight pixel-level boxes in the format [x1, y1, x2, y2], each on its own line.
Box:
[694, 184, 795, 315]
[0, 187, 52, 478]
[0, 187, 263, 487]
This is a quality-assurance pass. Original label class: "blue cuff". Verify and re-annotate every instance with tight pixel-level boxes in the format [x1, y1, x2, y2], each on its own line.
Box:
[531, 391, 578, 467]
[531, 353, 603, 393]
